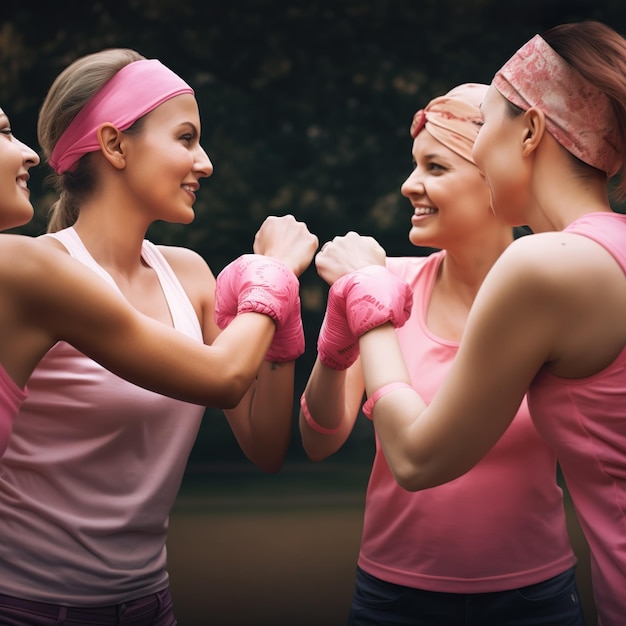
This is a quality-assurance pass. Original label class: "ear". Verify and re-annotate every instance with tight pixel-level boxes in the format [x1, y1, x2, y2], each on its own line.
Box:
[521, 107, 546, 157]
[96, 123, 126, 170]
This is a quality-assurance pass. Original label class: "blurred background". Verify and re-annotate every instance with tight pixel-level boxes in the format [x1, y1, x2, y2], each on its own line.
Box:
[3, 1, 625, 623]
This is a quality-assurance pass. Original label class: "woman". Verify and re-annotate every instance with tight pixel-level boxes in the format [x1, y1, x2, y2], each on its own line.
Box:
[316, 20, 626, 626]
[301, 84, 583, 625]
[0, 49, 316, 625]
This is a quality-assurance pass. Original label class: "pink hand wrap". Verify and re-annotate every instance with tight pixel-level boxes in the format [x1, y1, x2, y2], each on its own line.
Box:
[317, 265, 413, 370]
[317, 293, 359, 370]
[214, 254, 304, 362]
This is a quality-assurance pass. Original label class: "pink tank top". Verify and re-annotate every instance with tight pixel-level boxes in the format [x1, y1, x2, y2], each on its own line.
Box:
[529, 212, 626, 626]
[0, 227, 205, 605]
[358, 252, 575, 593]
[0, 365, 26, 457]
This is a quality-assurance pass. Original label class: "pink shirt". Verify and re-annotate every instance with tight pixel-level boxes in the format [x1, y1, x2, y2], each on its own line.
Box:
[0, 365, 26, 457]
[358, 252, 575, 593]
[0, 227, 205, 605]
[529, 212, 626, 626]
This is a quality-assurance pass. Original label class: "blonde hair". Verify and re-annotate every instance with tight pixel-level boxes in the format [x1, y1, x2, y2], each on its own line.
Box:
[38, 48, 145, 232]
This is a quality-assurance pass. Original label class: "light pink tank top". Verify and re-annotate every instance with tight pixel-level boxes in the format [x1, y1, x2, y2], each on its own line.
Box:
[529, 212, 626, 626]
[358, 252, 575, 592]
[0, 365, 26, 457]
[0, 227, 205, 605]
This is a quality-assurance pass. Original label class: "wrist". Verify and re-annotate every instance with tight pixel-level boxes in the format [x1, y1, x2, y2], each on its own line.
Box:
[300, 393, 341, 435]
[362, 382, 413, 420]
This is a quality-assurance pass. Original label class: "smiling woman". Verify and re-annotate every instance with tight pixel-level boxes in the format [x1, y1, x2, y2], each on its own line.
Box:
[0, 48, 318, 625]
[300, 84, 584, 626]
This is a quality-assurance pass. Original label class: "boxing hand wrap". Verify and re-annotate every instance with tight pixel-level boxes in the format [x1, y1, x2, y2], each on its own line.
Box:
[265, 295, 305, 362]
[336, 265, 413, 336]
[317, 289, 359, 370]
[215, 255, 303, 361]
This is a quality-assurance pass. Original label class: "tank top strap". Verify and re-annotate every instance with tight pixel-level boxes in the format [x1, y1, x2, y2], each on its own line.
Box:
[43, 228, 201, 340]
[565, 212, 626, 272]
[43, 227, 118, 289]
[140, 241, 202, 340]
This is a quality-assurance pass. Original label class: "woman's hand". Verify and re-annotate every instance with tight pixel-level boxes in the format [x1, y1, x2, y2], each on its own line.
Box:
[316, 231, 386, 285]
[253, 215, 319, 277]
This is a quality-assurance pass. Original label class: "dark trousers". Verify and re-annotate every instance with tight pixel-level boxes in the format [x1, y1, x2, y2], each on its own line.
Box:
[0, 587, 176, 625]
[348, 566, 585, 626]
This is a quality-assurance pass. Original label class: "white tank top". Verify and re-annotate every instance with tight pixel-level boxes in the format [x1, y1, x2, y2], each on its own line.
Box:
[0, 227, 205, 605]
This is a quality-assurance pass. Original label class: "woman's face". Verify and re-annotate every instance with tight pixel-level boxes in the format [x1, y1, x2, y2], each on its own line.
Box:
[401, 127, 494, 250]
[472, 86, 529, 225]
[121, 94, 213, 225]
[0, 109, 40, 231]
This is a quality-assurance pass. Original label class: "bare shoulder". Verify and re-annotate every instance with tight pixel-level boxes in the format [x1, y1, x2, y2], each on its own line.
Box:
[157, 245, 213, 276]
[156, 245, 216, 312]
[0, 235, 52, 285]
[489, 230, 620, 294]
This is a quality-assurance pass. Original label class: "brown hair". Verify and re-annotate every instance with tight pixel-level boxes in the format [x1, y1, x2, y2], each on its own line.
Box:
[542, 20, 626, 199]
[37, 48, 145, 232]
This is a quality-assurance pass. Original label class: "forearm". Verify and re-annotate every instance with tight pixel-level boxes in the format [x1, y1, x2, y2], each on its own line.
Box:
[224, 359, 295, 473]
[299, 359, 363, 461]
[359, 324, 430, 489]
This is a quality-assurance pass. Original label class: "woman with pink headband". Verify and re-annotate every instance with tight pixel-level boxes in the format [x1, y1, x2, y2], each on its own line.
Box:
[315, 20, 626, 625]
[301, 84, 584, 625]
[0, 49, 317, 624]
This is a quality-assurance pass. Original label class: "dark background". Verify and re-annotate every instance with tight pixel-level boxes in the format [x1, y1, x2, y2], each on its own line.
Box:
[4, 0, 625, 473]
[3, 3, 620, 623]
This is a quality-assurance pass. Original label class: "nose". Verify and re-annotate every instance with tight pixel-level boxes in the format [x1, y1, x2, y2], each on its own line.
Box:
[401, 167, 425, 198]
[194, 145, 213, 178]
[19, 138, 40, 167]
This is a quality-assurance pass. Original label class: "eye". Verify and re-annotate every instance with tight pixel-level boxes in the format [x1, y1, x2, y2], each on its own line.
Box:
[0, 127, 12, 137]
[427, 161, 446, 173]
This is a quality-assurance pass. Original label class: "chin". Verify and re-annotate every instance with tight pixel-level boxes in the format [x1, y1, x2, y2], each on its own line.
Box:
[408, 228, 429, 248]
[4, 206, 34, 230]
[169, 209, 195, 225]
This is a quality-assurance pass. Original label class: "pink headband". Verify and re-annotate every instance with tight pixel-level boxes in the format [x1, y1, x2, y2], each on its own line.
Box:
[494, 35, 621, 177]
[410, 83, 487, 163]
[49, 59, 194, 174]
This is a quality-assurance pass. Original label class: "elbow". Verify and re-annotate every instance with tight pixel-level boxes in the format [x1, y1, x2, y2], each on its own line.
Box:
[214, 369, 253, 408]
[259, 460, 284, 475]
[305, 448, 330, 463]
[393, 470, 424, 492]
[254, 452, 287, 475]
[390, 459, 463, 492]
[216, 386, 247, 409]
[388, 457, 441, 492]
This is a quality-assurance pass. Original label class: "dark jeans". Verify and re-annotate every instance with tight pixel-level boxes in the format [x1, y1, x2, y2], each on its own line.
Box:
[348, 566, 585, 626]
[0, 587, 176, 626]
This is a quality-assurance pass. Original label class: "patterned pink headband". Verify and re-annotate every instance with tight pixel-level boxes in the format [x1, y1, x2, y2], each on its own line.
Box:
[410, 83, 487, 164]
[493, 35, 621, 177]
[49, 59, 194, 174]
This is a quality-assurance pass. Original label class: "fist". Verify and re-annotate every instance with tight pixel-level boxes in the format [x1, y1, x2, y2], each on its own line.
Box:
[253, 215, 319, 277]
[316, 231, 386, 286]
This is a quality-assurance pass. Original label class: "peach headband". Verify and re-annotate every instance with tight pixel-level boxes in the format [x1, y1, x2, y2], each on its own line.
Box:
[494, 35, 621, 177]
[49, 59, 194, 174]
[410, 83, 487, 163]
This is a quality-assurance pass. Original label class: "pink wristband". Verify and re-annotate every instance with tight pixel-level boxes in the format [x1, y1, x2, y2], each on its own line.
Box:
[300, 393, 341, 435]
[362, 382, 412, 420]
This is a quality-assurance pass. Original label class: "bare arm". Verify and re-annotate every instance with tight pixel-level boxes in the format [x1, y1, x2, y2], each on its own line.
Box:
[0, 235, 276, 406]
[359, 236, 581, 490]
[215, 215, 320, 472]
[299, 357, 365, 461]
[314, 231, 617, 491]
